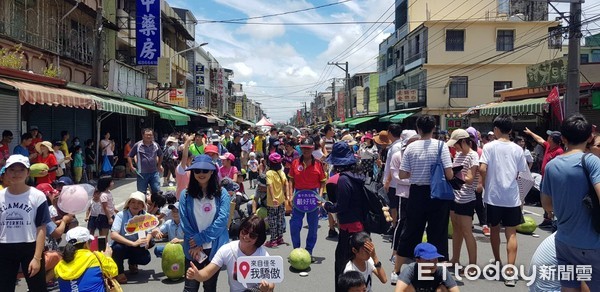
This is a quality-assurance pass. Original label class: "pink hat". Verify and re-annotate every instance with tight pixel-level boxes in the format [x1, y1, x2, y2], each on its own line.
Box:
[363, 132, 374, 140]
[269, 153, 282, 163]
[219, 153, 235, 161]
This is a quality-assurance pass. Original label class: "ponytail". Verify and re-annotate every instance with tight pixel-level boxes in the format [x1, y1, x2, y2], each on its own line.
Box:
[63, 241, 85, 263]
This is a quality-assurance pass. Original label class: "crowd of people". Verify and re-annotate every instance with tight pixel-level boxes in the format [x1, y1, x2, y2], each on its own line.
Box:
[0, 113, 598, 292]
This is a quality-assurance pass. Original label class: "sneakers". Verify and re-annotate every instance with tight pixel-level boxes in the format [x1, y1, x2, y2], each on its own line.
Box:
[327, 229, 339, 239]
[390, 272, 399, 285]
[264, 240, 279, 248]
[276, 237, 285, 245]
[482, 225, 491, 236]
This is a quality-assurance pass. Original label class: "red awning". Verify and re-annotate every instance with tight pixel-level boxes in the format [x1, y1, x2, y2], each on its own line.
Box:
[0, 78, 96, 109]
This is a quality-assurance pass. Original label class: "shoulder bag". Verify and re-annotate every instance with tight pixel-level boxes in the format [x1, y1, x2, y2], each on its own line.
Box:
[92, 251, 123, 292]
[581, 153, 600, 233]
[430, 141, 454, 200]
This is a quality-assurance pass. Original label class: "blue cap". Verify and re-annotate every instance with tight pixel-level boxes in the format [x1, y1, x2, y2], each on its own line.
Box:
[325, 141, 357, 166]
[186, 154, 218, 172]
[414, 243, 443, 260]
[57, 176, 74, 185]
[221, 177, 240, 192]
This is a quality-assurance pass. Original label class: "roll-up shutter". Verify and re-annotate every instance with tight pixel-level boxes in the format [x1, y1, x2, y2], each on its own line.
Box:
[0, 90, 21, 151]
[580, 108, 600, 128]
[29, 106, 92, 142]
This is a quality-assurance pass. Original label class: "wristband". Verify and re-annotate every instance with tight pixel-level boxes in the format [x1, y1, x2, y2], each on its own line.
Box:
[33, 256, 41, 261]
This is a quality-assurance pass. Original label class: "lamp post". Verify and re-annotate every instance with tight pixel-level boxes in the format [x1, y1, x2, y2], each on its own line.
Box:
[169, 42, 208, 85]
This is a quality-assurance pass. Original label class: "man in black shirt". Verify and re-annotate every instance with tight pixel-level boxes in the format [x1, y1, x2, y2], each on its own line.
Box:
[395, 243, 459, 292]
[84, 139, 96, 181]
[226, 132, 243, 170]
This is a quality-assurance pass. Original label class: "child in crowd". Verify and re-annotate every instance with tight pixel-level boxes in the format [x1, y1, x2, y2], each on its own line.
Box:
[264, 153, 288, 248]
[159, 191, 177, 222]
[72, 145, 83, 183]
[247, 152, 259, 189]
[97, 176, 117, 237]
[237, 170, 246, 195]
[0, 155, 51, 290]
[395, 243, 459, 292]
[151, 202, 183, 258]
[338, 271, 367, 292]
[85, 190, 102, 236]
[344, 232, 387, 292]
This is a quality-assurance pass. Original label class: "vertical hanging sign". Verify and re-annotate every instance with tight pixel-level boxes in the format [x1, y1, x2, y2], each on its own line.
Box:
[195, 64, 206, 108]
[136, 0, 161, 65]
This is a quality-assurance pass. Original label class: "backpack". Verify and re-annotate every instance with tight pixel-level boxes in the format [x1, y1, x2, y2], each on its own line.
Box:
[581, 153, 600, 233]
[162, 146, 174, 162]
[341, 173, 391, 234]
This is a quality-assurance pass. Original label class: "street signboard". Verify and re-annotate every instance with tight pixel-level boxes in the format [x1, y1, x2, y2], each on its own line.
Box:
[136, 0, 161, 65]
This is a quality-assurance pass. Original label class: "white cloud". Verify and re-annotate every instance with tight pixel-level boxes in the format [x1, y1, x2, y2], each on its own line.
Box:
[232, 62, 253, 77]
[236, 18, 286, 39]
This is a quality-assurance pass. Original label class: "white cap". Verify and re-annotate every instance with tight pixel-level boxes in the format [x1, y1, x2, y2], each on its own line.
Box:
[488, 131, 494, 136]
[66, 226, 94, 244]
[5, 154, 30, 169]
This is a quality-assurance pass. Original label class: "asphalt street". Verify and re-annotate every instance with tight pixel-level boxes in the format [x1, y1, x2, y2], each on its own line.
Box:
[16, 177, 552, 292]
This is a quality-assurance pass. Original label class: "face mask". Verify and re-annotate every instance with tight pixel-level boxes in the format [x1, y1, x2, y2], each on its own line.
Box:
[74, 141, 80, 146]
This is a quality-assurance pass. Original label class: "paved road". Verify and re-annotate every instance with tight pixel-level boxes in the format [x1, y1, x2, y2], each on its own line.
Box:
[17, 178, 551, 291]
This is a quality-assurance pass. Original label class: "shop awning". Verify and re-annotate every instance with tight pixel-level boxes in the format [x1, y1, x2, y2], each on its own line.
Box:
[171, 105, 200, 116]
[479, 97, 548, 116]
[132, 102, 190, 125]
[226, 115, 255, 127]
[379, 113, 395, 122]
[0, 78, 95, 109]
[337, 117, 357, 127]
[389, 112, 415, 123]
[347, 116, 378, 128]
[89, 95, 147, 116]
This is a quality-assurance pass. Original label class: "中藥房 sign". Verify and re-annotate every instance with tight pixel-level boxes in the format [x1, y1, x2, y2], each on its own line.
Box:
[136, 0, 161, 65]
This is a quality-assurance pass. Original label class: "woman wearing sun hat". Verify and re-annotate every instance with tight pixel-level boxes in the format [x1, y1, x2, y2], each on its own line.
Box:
[179, 154, 229, 292]
[34, 141, 59, 185]
[358, 132, 378, 178]
[55, 226, 117, 291]
[110, 191, 153, 284]
[322, 142, 372, 292]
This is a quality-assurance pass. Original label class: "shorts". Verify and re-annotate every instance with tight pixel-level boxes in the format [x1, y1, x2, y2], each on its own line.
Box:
[86, 164, 97, 173]
[387, 187, 399, 210]
[87, 215, 99, 231]
[555, 238, 600, 289]
[249, 171, 258, 180]
[451, 201, 476, 217]
[96, 214, 112, 229]
[485, 204, 524, 227]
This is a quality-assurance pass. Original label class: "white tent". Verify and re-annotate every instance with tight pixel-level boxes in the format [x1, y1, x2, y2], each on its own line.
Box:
[255, 116, 274, 127]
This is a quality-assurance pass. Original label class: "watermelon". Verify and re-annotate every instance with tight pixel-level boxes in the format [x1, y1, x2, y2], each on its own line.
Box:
[161, 243, 185, 280]
[256, 207, 268, 219]
[30, 163, 49, 177]
[516, 215, 537, 234]
[288, 248, 311, 271]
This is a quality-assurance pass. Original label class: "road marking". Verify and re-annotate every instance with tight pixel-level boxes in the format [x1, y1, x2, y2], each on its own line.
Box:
[523, 209, 542, 217]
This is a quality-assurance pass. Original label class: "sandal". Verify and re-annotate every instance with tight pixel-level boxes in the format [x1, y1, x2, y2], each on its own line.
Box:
[129, 264, 139, 274]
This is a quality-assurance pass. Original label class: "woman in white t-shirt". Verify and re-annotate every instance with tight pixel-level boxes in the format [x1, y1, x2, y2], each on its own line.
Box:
[180, 154, 230, 292]
[0, 155, 51, 291]
[343, 232, 387, 292]
[186, 215, 275, 292]
[100, 131, 115, 170]
[446, 129, 479, 274]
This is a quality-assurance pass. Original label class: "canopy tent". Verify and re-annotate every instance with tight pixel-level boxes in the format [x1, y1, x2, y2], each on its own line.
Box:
[255, 116, 274, 127]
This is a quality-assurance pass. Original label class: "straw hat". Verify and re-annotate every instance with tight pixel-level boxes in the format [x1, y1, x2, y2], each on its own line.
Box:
[35, 141, 54, 154]
[373, 131, 391, 145]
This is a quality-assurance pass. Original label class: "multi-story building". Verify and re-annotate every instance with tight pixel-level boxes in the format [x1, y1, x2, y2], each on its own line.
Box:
[377, 0, 556, 129]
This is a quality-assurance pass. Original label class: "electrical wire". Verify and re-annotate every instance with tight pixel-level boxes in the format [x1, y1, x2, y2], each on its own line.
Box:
[196, 0, 353, 24]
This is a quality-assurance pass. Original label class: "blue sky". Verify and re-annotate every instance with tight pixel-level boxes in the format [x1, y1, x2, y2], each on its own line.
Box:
[168, 0, 393, 122]
[168, 0, 600, 123]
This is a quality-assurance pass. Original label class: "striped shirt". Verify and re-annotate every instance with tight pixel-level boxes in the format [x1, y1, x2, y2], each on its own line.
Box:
[452, 150, 479, 203]
[323, 137, 335, 153]
[400, 139, 452, 185]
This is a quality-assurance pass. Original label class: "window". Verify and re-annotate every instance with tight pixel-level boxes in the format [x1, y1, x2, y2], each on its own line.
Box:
[591, 50, 600, 62]
[581, 54, 589, 64]
[400, 46, 405, 65]
[446, 30, 465, 51]
[493, 81, 512, 97]
[449, 76, 468, 98]
[496, 30, 514, 51]
[415, 35, 420, 55]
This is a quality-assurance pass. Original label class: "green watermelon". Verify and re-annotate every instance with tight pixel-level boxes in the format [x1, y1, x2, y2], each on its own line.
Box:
[30, 163, 49, 177]
[516, 216, 537, 234]
[288, 248, 311, 271]
[256, 207, 268, 219]
[161, 243, 185, 280]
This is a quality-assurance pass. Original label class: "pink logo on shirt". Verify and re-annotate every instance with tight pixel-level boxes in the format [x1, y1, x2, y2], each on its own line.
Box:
[203, 203, 212, 213]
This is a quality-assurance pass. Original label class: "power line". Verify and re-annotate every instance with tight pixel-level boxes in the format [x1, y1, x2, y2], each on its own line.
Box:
[206, 21, 395, 25]
[197, 0, 353, 24]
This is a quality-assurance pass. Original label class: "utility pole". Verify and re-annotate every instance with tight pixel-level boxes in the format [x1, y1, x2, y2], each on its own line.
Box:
[91, 0, 104, 88]
[565, 1, 582, 117]
[331, 78, 336, 122]
[328, 62, 350, 119]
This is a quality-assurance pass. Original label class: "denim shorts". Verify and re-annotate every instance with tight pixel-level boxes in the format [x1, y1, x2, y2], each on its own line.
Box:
[87, 216, 98, 231]
[555, 238, 600, 289]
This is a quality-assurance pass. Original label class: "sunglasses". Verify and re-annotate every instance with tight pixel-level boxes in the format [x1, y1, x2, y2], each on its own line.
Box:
[192, 169, 212, 174]
[241, 229, 258, 239]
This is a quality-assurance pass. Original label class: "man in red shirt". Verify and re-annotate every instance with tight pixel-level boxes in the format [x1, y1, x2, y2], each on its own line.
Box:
[288, 137, 326, 256]
[524, 128, 564, 227]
